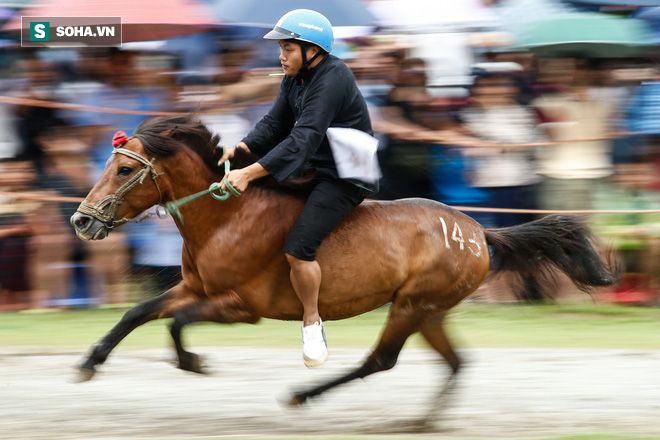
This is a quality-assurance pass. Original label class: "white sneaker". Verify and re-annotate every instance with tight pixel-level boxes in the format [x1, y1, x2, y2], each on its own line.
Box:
[302, 319, 328, 368]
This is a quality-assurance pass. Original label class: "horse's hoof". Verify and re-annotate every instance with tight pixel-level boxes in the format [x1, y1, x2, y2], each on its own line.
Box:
[178, 353, 206, 374]
[76, 367, 96, 383]
[286, 392, 308, 407]
[411, 418, 434, 433]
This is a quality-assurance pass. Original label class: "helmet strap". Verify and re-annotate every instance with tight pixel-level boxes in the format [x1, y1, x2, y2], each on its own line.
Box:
[296, 41, 324, 82]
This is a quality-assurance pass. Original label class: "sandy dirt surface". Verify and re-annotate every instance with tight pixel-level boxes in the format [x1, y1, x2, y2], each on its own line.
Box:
[0, 346, 658, 439]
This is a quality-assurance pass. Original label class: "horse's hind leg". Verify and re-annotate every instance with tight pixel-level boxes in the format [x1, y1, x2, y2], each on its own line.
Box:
[289, 301, 424, 406]
[419, 312, 461, 422]
[78, 287, 184, 381]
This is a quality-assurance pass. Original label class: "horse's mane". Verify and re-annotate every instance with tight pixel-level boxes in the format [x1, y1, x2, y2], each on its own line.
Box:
[132, 114, 312, 198]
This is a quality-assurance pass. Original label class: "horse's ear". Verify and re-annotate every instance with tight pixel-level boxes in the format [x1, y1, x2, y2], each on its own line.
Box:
[160, 124, 181, 139]
[211, 145, 225, 171]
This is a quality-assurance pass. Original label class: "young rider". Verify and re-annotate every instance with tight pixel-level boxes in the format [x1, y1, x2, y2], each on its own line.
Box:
[218, 9, 378, 367]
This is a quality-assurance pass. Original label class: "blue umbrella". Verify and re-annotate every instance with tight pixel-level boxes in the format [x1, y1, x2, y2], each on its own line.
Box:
[210, 0, 378, 27]
[634, 5, 660, 22]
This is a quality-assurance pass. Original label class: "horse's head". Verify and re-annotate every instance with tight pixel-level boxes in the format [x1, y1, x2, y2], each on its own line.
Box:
[71, 115, 227, 240]
[71, 134, 164, 241]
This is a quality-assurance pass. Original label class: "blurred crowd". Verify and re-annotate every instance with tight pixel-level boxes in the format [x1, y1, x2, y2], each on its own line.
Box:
[2, 7, 660, 309]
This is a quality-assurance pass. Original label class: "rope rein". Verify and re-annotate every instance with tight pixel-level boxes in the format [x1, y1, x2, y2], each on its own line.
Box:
[164, 159, 241, 223]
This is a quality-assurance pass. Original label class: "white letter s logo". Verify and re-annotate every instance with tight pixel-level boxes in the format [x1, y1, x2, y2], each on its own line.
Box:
[35, 24, 45, 39]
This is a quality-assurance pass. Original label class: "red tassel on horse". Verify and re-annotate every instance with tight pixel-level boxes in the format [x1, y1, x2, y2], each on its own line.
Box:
[112, 131, 129, 148]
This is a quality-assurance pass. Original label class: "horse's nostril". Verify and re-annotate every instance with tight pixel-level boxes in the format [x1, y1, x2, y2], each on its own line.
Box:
[72, 213, 93, 232]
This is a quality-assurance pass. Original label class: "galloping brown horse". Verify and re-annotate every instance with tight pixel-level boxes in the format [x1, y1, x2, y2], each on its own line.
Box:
[71, 115, 618, 414]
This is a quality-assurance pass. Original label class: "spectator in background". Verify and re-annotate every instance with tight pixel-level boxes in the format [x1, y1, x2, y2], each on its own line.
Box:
[346, 38, 402, 108]
[376, 57, 434, 199]
[35, 125, 129, 306]
[0, 57, 22, 160]
[622, 65, 660, 188]
[124, 216, 183, 298]
[597, 61, 646, 167]
[0, 158, 36, 309]
[27, 124, 82, 308]
[456, 62, 544, 227]
[58, 48, 173, 184]
[425, 98, 493, 219]
[532, 58, 615, 212]
[369, 56, 494, 215]
[14, 56, 64, 175]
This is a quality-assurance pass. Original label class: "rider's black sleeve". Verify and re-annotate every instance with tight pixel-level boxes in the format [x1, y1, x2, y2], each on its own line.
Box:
[242, 85, 295, 157]
[256, 82, 340, 182]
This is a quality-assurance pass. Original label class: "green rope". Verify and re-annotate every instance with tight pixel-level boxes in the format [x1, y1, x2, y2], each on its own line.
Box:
[164, 157, 241, 223]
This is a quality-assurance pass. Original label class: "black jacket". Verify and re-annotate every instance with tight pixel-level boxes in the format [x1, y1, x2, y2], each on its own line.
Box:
[242, 54, 376, 191]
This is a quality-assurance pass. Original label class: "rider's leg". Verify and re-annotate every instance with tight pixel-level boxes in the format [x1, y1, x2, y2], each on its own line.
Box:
[286, 253, 327, 368]
[286, 254, 321, 326]
[283, 178, 368, 367]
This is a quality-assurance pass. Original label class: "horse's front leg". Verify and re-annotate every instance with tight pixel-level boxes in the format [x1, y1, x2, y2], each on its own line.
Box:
[169, 292, 259, 374]
[78, 285, 188, 381]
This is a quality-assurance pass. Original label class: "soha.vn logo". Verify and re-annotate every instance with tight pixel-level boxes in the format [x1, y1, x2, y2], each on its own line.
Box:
[30, 21, 116, 40]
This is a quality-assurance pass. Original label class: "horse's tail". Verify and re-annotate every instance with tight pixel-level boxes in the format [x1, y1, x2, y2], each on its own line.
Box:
[485, 215, 621, 299]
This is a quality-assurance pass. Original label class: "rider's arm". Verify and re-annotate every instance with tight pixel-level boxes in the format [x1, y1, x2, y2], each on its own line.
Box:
[256, 69, 344, 182]
[242, 162, 269, 181]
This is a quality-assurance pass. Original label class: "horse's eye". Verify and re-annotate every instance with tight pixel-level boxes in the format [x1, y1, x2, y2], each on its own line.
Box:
[118, 166, 133, 176]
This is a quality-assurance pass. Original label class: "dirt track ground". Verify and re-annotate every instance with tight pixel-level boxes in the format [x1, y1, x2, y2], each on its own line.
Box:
[1, 347, 659, 439]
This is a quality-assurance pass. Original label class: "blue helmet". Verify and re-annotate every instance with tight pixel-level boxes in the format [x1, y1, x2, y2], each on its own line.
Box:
[264, 9, 334, 53]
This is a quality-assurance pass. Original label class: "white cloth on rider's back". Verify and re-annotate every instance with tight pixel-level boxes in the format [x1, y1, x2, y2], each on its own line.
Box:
[326, 127, 381, 184]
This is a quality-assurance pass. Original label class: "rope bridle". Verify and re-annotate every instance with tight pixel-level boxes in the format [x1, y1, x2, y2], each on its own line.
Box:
[77, 146, 164, 229]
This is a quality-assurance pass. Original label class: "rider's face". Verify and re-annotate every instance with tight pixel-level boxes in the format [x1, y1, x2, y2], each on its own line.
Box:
[279, 41, 318, 76]
[279, 41, 302, 76]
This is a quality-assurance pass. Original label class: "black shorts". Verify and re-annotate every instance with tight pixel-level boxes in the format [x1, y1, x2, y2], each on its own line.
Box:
[284, 178, 368, 261]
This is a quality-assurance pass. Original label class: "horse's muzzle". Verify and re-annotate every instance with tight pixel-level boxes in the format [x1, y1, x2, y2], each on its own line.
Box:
[70, 212, 110, 241]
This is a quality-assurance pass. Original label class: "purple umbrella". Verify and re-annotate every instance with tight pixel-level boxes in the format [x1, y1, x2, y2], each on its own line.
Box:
[0, 6, 15, 21]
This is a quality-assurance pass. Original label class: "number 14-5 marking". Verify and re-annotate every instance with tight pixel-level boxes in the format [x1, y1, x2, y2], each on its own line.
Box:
[438, 217, 482, 257]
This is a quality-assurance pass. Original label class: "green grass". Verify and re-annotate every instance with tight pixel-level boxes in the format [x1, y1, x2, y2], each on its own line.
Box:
[1, 302, 658, 351]
[444, 302, 660, 350]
